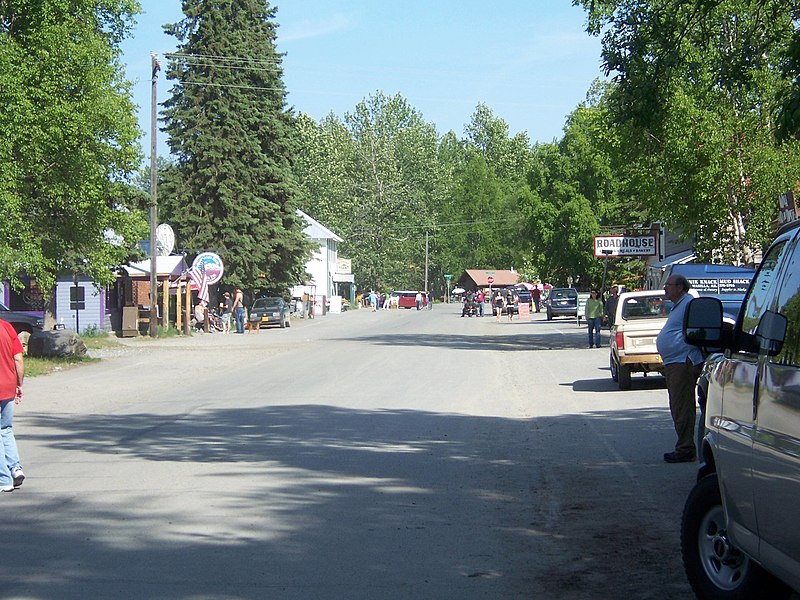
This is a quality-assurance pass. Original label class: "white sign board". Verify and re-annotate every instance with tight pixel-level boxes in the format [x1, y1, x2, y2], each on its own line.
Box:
[192, 252, 225, 284]
[594, 235, 658, 257]
[336, 258, 352, 274]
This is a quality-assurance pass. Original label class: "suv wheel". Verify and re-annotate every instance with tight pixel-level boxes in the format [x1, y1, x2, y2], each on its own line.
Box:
[610, 355, 619, 382]
[681, 474, 791, 600]
[617, 364, 631, 390]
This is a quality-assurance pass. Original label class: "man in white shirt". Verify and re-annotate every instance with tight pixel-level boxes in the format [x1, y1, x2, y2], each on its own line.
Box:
[656, 275, 704, 463]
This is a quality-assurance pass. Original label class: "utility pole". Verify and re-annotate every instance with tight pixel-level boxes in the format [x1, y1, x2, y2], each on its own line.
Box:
[149, 53, 161, 337]
[424, 231, 429, 293]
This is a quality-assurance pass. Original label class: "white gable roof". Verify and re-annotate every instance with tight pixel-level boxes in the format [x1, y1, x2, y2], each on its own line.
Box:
[297, 209, 343, 242]
[122, 255, 187, 278]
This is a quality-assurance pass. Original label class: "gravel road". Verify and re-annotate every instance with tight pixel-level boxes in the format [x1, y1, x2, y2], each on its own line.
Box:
[8, 304, 698, 599]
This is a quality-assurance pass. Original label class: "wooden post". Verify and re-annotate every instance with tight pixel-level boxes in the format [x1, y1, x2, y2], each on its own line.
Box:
[176, 280, 182, 330]
[162, 279, 169, 330]
[183, 280, 191, 335]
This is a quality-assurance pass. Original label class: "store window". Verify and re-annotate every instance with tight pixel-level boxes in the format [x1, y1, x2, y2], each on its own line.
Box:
[8, 279, 45, 311]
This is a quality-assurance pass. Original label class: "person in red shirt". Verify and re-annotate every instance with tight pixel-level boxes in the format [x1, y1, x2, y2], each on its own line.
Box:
[0, 320, 25, 491]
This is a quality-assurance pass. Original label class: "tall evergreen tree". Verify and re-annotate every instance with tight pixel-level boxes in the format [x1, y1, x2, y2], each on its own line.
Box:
[160, 0, 310, 295]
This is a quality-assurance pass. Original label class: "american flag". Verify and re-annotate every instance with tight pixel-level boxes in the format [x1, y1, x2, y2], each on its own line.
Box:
[187, 262, 209, 303]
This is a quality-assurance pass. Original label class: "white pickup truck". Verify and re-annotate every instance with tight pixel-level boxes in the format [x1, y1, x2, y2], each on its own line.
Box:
[609, 290, 676, 389]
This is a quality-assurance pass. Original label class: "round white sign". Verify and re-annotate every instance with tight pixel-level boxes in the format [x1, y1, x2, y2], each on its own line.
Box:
[192, 252, 224, 285]
[155, 223, 175, 256]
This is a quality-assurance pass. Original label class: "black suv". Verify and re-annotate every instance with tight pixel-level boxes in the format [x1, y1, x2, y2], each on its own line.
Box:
[545, 288, 578, 320]
[0, 302, 44, 334]
[680, 220, 800, 599]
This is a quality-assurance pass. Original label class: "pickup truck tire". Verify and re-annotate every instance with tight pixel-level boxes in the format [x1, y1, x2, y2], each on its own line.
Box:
[617, 364, 631, 390]
[610, 355, 619, 382]
[681, 473, 791, 600]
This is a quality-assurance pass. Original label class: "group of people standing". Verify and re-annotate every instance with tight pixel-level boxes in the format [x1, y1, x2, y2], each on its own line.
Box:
[216, 287, 245, 333]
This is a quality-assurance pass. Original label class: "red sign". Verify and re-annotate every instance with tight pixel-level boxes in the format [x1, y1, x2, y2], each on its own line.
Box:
[487, 276, 494, 284]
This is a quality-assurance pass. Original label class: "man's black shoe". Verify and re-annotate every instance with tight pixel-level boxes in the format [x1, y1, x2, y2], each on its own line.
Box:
[663, 451, 696, 463]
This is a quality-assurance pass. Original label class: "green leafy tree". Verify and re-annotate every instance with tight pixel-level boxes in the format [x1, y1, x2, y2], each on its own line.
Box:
[294, 92, 443, 292]
[577, 0, 800, 263]
[0, 0, 146, 297]
[525, 142, 602, 288]
[160, 0, 311, 295]
[464, 103, 532, 182]
[436, 152, 522, 276]
[293, 113, 356, 231]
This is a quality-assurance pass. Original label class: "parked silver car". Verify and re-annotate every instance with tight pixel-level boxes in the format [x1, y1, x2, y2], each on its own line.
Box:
[680, 219, 800, 599]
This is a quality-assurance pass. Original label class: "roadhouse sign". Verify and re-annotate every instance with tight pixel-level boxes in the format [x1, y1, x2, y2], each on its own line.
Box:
[594, 235, 658, 258]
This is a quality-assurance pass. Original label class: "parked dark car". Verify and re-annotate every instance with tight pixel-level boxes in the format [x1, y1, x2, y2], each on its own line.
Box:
[545, 288, 579, 320]
[679, 219, 800, 599]
[0, 302, 44, 334]
[249, 297, 291, 329]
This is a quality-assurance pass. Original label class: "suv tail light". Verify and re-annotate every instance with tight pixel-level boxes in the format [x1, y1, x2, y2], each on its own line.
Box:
[615, 331, 625, 349]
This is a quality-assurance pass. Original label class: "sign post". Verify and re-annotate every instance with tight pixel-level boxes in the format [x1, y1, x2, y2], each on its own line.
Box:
[70, 277, 85, 333]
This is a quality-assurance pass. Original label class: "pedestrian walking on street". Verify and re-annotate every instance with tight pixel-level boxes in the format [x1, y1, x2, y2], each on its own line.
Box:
[585, 289, 604, 348]
[0, 320, 25, 491]
[494, 292, 504, 322]
[505, 288, 517, 321]
[656, 275, 703, 463]
[532, 286, 541, 312]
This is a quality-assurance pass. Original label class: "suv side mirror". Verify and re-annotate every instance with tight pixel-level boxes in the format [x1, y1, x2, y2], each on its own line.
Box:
[684, 297, 726, 346]
[755, 310, 787, 357]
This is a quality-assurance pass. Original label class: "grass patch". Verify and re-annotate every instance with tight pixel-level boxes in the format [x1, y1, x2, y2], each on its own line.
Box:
[82, 333, 123, 350]
[25, 331, 118, 377]
[25, 355, 99, 377]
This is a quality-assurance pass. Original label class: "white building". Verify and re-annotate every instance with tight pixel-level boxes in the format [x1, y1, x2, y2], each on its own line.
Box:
[293, 210, 353, 313]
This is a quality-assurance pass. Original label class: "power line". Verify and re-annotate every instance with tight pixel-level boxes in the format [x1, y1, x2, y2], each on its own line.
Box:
[165, 52, 282, 67]
[180, 80, 286, 93]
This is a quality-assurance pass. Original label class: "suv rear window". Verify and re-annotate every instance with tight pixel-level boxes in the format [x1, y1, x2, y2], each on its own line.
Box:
[621, 295, 673, 319]
[550, 290, 576, 300]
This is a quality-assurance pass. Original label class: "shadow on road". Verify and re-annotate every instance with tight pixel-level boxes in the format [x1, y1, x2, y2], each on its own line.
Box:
[12, 404, 695, 599]
[339, 333, 590, 352]
[570, 374, 666, 393]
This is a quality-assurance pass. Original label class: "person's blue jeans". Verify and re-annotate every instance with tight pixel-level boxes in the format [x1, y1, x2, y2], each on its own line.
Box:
[235, 307, 246, 333]
[587, 317, 602, 348]
[0, 399, 20, 487]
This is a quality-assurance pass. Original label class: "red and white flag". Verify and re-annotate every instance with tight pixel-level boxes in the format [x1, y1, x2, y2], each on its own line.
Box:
[188, 263, 209, 303]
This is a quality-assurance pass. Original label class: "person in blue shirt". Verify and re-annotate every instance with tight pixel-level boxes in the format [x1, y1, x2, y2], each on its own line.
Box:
[656, 275, 704, 463]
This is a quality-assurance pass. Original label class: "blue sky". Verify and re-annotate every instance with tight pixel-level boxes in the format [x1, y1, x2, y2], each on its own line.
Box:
[120, 1, 605, 159]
